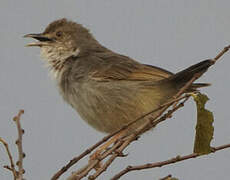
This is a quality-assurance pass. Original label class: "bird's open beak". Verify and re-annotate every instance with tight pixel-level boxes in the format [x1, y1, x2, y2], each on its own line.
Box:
[24, 33, 53, 47]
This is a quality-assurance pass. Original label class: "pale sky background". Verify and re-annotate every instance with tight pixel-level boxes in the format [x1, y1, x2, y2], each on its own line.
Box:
[1, 1, 230, 180]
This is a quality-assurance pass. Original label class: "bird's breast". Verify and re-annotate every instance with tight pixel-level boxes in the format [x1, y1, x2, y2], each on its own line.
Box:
[58, 77, 169, 134]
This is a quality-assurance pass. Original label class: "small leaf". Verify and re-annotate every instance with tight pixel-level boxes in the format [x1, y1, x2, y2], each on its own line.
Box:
[192, 93, 214, 154]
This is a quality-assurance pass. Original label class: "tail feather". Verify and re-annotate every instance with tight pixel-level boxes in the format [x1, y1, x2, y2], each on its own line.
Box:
[191, 83, 211, 88]
[167, 59, 213, 91]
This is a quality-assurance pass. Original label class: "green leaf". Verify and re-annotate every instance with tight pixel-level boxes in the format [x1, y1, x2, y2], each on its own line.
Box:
[192, 93, 214, 154]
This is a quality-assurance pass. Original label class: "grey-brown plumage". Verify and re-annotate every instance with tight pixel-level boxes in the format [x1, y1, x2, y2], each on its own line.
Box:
[24, 18, 212, 134]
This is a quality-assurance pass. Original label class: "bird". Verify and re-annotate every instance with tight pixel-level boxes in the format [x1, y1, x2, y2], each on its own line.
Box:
[24, 18, 212, 155]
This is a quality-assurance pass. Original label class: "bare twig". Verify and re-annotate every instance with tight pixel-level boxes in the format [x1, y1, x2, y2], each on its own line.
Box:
[51, 131, 122, 180]
[13, 109, 25, 179]
[110, 143, 230, 180]
[212, 45, 230, 63]
[0, 138, 18, 179]
[0, 109, 25, 180]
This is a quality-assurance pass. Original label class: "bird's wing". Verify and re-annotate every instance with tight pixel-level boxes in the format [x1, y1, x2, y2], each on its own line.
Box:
[90, 54, 173, 82]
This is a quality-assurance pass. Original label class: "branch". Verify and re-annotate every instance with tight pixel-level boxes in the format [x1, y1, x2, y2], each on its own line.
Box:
[0, 110, 25, 180]
[111, 143, 230, 180]
[213, 45, 230, 63]
[0, 138, 18, 179]
[51, 127, 125, 180]
[13, 109, 25, 179]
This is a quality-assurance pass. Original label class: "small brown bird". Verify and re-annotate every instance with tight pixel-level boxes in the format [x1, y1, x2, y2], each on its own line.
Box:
[24, 18, 212, 145]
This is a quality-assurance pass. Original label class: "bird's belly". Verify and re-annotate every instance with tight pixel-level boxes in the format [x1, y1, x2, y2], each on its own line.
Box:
[62, 81, 169, 134]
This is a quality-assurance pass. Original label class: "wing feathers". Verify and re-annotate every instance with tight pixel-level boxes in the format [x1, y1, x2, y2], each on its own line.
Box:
[90, 54, 172, 82]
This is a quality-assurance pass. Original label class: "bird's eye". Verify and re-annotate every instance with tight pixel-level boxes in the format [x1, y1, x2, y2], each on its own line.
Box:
[56, 31, 62, 37]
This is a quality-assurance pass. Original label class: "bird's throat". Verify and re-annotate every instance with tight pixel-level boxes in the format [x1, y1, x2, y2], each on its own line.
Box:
[40, 46, 80, 80]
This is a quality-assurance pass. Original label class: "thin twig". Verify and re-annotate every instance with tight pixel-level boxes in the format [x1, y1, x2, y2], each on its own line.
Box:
[51, 132, 121, 180]
[89, 136, 134, 180]
[110, 143, 230, 180]
[212, 45, 230, 63]
[0, 138, 18, 179]
[174, 74, 201, 99]
[0, 110, 25, 180]
[13, 109, 25, 179]
[67, 141, 124, 180]
[149, 96, 190, 130]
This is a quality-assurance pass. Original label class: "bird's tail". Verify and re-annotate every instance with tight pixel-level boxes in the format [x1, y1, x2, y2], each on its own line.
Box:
[167, 59, 214, 91]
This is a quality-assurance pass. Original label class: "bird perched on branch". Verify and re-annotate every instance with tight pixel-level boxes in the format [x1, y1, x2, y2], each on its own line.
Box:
[24, 18, 212, 154]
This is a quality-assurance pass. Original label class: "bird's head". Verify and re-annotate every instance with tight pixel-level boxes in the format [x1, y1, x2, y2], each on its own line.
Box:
[25, 18, 99, 65]
[24, 18, 101, 78]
